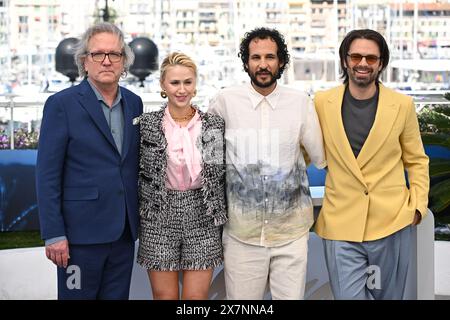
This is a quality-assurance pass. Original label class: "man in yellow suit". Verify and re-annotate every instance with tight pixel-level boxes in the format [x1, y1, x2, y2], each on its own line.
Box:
[314, 29, 429, 300]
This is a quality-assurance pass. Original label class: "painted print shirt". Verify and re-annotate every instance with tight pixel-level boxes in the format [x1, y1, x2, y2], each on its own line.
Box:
[208, 83, 326, 247]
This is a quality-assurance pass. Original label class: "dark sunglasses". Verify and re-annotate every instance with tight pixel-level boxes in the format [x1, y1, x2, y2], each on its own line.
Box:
[347, 53, 380, 65]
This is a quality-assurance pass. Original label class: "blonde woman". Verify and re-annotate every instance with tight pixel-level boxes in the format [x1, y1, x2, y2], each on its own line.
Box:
[137, 52, 227, 300]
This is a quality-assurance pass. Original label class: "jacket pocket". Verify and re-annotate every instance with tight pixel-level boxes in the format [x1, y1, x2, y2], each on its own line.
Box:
[63, 187, 99, 201]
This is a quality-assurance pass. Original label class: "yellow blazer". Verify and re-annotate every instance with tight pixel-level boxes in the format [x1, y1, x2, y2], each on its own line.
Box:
[314, 84, 429, 242]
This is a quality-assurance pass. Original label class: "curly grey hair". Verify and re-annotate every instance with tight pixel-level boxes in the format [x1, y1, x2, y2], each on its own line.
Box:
[74, 22, 135, 78]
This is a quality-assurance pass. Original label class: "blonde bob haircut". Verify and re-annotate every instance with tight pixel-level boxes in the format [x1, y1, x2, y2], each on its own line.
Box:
[160, 52, 197, 82]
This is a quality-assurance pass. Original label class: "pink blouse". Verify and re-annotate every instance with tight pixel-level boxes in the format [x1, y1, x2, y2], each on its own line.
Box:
[163, 107, 203, 190]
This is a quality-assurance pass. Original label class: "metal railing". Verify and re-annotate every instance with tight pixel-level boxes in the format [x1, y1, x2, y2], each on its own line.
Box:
[0, 94, 449, 150]
[0, 94, 210, 150]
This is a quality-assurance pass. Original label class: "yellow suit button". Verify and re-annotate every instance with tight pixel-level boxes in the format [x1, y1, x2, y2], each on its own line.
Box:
[364, 190, 369, 195]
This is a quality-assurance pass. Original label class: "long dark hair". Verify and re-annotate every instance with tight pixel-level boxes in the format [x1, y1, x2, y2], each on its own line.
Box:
[339, 29, 390, 83]
[239, 27, 290, 79]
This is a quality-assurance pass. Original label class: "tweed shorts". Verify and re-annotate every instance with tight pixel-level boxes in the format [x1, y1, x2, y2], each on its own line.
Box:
[137, 188, 223, 271]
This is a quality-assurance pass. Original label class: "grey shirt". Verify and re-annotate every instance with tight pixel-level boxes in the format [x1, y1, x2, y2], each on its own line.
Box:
[88, 79, 124, 156]
[342, 86, 379, 158]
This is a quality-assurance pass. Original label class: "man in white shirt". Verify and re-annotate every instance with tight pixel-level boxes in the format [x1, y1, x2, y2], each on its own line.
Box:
[208, 27, 326, 300]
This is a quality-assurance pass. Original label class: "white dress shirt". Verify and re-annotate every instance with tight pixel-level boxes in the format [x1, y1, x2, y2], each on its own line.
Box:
[208, 82, 326, 247]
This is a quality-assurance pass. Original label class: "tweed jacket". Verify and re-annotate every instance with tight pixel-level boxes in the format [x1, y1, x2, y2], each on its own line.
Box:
[138, 105, 227, 226]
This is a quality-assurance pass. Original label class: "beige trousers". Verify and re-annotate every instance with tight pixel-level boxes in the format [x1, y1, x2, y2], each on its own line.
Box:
[223, 229, 309, 300]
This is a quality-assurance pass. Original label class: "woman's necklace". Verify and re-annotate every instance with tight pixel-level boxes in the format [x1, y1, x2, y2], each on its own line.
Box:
[170, 106, 196, 122]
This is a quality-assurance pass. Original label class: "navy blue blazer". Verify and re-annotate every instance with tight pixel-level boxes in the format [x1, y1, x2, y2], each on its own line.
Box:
[36, 79, 143, 244]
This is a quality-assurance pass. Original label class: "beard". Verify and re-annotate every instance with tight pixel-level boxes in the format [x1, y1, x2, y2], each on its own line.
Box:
[348, 66, 379, 88]
[248, 69, 278, 88]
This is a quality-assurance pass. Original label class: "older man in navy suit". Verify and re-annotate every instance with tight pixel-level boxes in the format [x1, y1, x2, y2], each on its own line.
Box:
[36, 22, 143, 299]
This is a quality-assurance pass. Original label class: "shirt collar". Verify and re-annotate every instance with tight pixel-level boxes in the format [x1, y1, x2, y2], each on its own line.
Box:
[246, 82, 280, 110]
[87, 78, 122, 107]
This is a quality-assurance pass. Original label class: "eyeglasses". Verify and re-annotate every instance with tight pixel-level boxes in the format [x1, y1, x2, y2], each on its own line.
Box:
[88, 52, 123, 63]
[347, 53, 380, 65]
